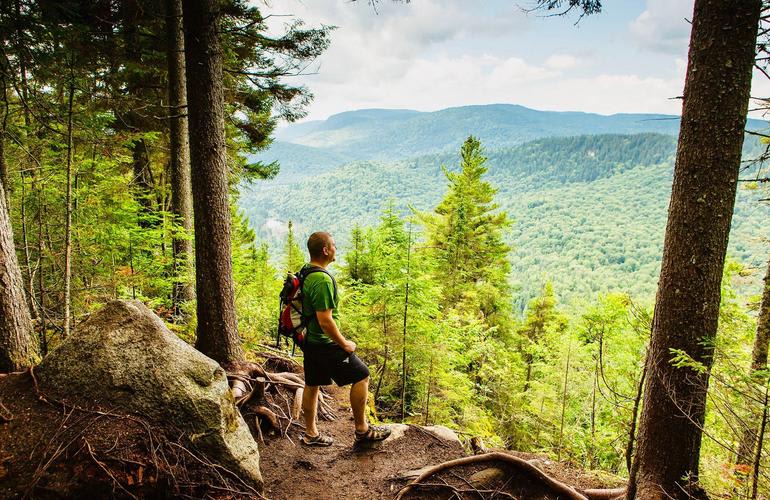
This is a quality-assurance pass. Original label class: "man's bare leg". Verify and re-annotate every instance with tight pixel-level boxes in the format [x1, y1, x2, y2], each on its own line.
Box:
[350, 376, 370, 433]
[302, 385, 321, 436]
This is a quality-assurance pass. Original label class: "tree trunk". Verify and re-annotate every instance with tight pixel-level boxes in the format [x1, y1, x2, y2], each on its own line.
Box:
[36, 184, 46, 355]
[182, 0, 243, 364]
[626, 363, 647, 475]
[0, 133, 6, 210]
[0, 168, 37, 372]
[19, 173, 38, 319]
[0, 71, 8, 209]
[62, 78, 74, 338]
[374, 315, 388, 404]
[557, 339, 572, 462]
[628, 1, 761, 498]
[424, 353, 433, 425]
[751, 384, 768, 499]
[401, 226, 411, 421]
[737, 254, 770, 465]
[166, 0, 195, 310]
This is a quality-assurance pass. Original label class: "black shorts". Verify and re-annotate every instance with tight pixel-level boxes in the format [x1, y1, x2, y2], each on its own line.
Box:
[302, 343, 370, 387]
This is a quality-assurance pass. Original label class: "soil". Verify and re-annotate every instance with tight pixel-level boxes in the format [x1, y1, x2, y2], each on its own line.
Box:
[0, 370, 261, 499]
[1, 365, 625, 499]
[255, 383, 625, 500]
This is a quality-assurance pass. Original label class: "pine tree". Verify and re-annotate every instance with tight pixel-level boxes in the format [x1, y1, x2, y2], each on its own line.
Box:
[284, 220, 304, 272]
[421, 136, 512, 325]
[183, 0, 242, 364]
[630, 2, 762, 497]
[518, 282, 565, 392]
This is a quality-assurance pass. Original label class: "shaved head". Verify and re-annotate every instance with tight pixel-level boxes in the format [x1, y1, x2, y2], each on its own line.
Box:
[307, 232, 334, 260]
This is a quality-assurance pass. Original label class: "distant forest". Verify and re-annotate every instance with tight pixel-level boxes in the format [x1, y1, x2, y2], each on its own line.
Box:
[242, 132, 770, 309]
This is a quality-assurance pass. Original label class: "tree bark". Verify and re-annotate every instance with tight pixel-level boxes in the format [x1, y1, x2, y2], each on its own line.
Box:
[182, 0, 243, 364]
[62, 78, 74, 338]
[166, 0, 194, 310]
[18, 173, 38, 319]
[0, 167, 37, 372]
[737, 254, 770, 466]
[0, 71, 8, 209]
[628, 1, 761, 498]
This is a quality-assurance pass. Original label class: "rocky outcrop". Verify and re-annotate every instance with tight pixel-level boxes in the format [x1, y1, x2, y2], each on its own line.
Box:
[36, 300, 261, 488]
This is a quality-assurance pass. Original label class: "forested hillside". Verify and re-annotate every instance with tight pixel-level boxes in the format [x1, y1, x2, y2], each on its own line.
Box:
[241, 132, 769, 307]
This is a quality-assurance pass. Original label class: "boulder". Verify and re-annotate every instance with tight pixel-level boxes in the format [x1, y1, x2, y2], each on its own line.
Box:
[36, 300, 261, 488]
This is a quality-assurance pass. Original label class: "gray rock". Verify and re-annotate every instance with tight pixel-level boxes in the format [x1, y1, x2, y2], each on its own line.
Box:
[37, 300, 261, 488]
[424, 425, 460, 444]
[383, 423, 410, 443]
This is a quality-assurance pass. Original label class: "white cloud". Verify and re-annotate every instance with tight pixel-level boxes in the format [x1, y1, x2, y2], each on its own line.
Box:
[301, 52, 687, 118]
[544, 54, 580, 70]
[630, 0, 693, 55]
[261, 0, 770, 121]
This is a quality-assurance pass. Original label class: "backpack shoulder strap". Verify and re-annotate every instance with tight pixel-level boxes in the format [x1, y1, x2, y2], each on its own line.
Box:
[299, 266, 338, 300]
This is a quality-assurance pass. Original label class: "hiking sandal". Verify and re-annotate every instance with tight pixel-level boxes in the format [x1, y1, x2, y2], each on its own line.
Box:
[354, 424, 391, 443]
[302, 433, 334, 446]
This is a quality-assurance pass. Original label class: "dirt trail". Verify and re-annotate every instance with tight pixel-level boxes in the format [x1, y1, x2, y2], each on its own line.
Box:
[256, 385, 465, 500]
[1, 367, 625, 499]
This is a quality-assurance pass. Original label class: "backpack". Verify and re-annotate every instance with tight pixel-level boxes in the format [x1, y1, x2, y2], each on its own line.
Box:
[276, 265, 337, 352]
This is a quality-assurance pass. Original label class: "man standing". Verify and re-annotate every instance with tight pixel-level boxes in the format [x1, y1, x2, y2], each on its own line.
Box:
[300, 231, 391, 446]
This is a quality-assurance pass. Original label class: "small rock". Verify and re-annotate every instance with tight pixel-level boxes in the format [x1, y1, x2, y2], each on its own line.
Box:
[383, 423, 409, 443]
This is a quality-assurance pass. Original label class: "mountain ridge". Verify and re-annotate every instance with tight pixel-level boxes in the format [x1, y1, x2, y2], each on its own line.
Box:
[265, 103, 765, 166]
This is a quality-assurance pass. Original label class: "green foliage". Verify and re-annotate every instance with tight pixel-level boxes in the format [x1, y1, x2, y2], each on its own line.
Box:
[241, 133, 770, 310]
[231, 207, 282, 349]
[419, 136, 512, 326]
[283, 220, 305, 273]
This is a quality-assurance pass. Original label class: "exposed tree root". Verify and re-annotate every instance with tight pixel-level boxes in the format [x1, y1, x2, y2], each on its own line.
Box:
[255, 406, 280, 433]
[226, 353, 337, 439]
[291, 388, 303, 420]
[582, 487, 626, 500]
[395, 451, 626, 500]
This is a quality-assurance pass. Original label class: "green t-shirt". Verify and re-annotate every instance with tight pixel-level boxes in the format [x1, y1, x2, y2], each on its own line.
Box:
[301, 265, 339, 346]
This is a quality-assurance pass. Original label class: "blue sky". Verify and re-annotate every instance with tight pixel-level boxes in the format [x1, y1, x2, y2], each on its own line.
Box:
[265, 0, 770, 121]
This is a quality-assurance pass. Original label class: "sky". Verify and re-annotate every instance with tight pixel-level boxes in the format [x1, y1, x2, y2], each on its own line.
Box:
[264, 0, 770, 122]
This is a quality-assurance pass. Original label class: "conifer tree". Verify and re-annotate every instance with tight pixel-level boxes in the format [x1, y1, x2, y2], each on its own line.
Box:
[284, 220, 304, 272]
[0, 176, 38, 371]
[518, 282, 565, 392]
[421, 136, 512, 325]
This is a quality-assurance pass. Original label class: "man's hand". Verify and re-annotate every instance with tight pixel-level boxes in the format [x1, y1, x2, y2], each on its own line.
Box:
[342, 340, 357, 353]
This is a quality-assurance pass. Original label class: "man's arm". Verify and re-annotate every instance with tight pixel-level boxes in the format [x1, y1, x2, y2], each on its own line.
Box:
[315, 309, 356, 353]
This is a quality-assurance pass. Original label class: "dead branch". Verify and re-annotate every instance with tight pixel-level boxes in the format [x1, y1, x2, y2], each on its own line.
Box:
[0, 400, 13, 422]
[253, 416, 264, 444]
[406, 481, 518, 500]
[394, 452, 589, 500]
[84, 439, 139, 500]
